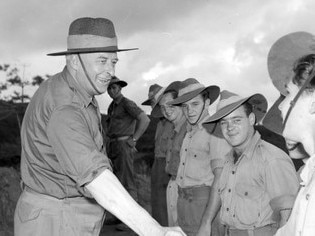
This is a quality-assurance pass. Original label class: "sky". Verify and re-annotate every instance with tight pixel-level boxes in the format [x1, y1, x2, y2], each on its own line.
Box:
[0, 0, 314, 113]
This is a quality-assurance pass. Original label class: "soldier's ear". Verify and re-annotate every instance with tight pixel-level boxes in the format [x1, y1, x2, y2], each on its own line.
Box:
[249, 112, 256, 125]
[66, 54, 79, 71]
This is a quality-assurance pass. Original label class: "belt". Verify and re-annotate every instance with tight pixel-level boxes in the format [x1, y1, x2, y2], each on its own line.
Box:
[226, 224, 276, 236]
[23, 184, 82, 201]
[178, 186, 211, 200]
[109, 136, 130, 142]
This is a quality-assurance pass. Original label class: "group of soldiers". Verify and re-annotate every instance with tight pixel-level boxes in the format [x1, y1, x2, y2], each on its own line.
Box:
[14, 16, 315, 236]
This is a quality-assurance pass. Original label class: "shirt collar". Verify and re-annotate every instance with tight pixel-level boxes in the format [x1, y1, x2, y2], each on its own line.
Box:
[226, 131, 261, 163]
[300, 154, 315, 187]
[186, 113, 211, 132]
[113, 94, 124, 104]
[63, 66, 95, 108]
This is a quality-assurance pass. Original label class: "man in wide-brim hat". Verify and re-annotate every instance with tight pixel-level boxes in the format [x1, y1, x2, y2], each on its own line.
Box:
[202, 90, 299, 236]
[14, 17, 186, 236]
[167, 78, 230, 236]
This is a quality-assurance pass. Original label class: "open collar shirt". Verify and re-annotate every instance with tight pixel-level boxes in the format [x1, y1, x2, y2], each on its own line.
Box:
[219, 132, 299, 230]
[176, 115, 230, 188]
[276, 154, 315, 236]
[20, 67, 112, 199]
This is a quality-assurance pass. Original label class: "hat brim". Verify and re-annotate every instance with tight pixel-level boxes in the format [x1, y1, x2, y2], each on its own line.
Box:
[47, 46, 139, 56]
[141, 99, 152, 106]
[168, 86, 220, 105]
[109, 81, 127, 88]
[203, 94, 268, 124]
[262, 94, 285, 135]
[268, 31, 315, 95]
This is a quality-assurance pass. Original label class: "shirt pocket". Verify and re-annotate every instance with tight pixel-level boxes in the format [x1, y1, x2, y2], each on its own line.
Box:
[185, 150, 209, 181]
[235, 183, 264, 226]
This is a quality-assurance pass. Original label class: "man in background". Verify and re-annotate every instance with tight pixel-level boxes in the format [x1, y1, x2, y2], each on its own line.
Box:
[106, 76, 150, 203]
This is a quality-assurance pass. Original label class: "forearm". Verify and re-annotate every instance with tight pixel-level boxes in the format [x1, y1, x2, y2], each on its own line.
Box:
[133, 112, 150, 140]
[200, 168, 222, 227]
[279, 208, 292, 227]
[86, 169, 164, 236]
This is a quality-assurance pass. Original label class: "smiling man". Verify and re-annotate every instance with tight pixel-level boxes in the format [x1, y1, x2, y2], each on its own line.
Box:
[203, 90, 299, 236]
[14, 17, 186, 236]
[168, 78, 230, 236]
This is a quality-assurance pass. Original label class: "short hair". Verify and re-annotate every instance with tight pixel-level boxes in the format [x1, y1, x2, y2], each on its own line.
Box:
[242, 101, 253, 117]
[292, 54, 315, 92]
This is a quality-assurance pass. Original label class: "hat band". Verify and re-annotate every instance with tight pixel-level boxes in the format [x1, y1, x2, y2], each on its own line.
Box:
[178, 83, 205, 97]
[67, 34, 118, 49]
[154, 87, 166, 101]
[218, 95, 243, 110]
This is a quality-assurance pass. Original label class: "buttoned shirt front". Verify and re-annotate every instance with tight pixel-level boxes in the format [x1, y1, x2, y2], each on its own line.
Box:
[219, 132, 299, 230]
[276, 154, 315, 236]
[20, 67, 112, 199]
[154, 119, 174, 159]
[176, 115, 230, 188]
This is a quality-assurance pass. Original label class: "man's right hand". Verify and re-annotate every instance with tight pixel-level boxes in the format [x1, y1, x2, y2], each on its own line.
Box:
[163, 227, 187, 236]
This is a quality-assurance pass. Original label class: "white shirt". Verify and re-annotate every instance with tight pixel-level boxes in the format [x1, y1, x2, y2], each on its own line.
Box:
[276, 154, 315, 236]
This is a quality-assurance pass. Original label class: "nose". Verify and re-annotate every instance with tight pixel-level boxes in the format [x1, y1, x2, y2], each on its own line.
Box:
[105, 62, 115, 77]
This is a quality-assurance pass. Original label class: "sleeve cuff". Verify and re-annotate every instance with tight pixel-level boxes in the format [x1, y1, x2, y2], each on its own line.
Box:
[270, 194, 296, 222]
[211, 159, 224, 171]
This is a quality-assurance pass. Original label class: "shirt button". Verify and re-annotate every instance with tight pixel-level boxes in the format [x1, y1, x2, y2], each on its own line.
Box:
[306, 194, 310, 200]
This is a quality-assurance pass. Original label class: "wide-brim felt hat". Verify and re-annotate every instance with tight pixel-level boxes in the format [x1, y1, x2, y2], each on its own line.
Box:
[47, 17, 138, 56]
[203, 90, 268, 124]
[264, 32, 315, 134]
[168, 78, 220, 105]
[268, 31, 315, 95]
[151, 81, 182, 118]
[108, 76, 127, 88]
[142, 84, 163, 106]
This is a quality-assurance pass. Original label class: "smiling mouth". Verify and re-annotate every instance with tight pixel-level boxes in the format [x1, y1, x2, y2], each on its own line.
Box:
[98, 78, 111, 84]
[286, 141, 300, 151]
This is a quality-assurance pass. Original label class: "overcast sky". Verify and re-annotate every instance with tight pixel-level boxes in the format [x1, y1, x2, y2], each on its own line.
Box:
[0, 0, 314, 113]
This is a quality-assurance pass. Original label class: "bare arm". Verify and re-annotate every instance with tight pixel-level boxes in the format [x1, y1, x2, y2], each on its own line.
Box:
[133, 112, 150, 141]
[196, 167, 222, 236]
[86, 169, 186, 236]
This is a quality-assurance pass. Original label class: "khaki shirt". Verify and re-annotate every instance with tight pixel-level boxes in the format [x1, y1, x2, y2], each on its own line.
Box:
[20, 67, 112, 199]
[154, 119, 174, 159]
[176, 115, 230, 188]
[106, 95, 143, 138]
[219, 132, 299, 230]
[165, 116, 187, 177]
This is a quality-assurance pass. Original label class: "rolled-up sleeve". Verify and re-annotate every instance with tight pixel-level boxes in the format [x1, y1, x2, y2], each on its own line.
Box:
[47, 105, 112, 192]
[265, 150, 299, 219]
[209, 135, 231, 171]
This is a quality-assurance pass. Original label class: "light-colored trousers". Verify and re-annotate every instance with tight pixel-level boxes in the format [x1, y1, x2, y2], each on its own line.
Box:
[167, 178, 178, 226]
[14, 188, 105, 236]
